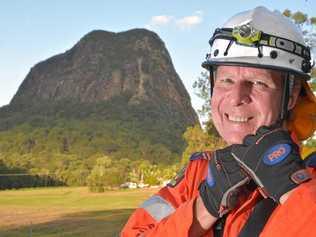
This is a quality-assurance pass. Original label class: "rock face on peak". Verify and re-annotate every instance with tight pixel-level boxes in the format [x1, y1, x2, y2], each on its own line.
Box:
[11, 29, 198, 125]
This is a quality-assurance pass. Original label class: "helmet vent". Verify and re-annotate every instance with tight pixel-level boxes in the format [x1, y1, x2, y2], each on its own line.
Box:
[214, 49, 219, 57]
[289, 58, 295, 64]
[270, 51, 278, 59]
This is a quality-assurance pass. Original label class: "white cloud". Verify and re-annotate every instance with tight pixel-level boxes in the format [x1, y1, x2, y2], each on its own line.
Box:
[146, 15, 173, 29]
[145, 12, 203, 30]
[176, 15, 202, 30]
[194, 10, 203, 16]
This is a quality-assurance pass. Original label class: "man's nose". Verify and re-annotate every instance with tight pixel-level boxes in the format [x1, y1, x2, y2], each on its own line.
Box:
[228, 82, 252, 106]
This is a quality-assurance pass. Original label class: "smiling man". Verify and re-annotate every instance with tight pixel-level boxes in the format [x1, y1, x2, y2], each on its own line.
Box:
[121, 6, 316, 237]
[211, 66, 290, 145]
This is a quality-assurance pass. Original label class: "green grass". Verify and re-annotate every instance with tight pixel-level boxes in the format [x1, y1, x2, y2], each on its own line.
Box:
[0, 187, 157, 237]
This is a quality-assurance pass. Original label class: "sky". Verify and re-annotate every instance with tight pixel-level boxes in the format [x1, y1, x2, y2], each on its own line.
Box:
[1, 0, 315, 115]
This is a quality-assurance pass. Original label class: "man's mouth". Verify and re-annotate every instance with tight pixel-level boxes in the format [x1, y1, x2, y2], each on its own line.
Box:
[225, 113, 254, 123]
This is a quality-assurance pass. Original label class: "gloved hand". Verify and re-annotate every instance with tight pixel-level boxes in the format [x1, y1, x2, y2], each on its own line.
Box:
[231, 126, 311, 203]
[199, 146, 250, 218]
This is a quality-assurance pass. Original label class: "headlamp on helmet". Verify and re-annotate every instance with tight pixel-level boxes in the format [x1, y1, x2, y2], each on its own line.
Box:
[232, 23, 262, 46]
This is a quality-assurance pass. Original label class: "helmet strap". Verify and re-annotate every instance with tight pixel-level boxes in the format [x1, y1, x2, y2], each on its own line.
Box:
[209, 69, 215, 97]
[279, 73, 294, 122]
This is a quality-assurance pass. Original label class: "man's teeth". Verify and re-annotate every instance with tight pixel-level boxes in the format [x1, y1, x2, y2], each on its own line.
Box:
[228, 115, 249, 122]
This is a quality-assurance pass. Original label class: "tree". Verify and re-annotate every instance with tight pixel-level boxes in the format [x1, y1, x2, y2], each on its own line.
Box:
[87, 156, 124, 192]
[283, 10, 316, 49]
[192, 71, 211, 122]
[181, 124, 225, 165]
[128, 159, 156, 185]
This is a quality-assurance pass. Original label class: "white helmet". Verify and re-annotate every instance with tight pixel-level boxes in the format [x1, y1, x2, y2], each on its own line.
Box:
[202, 6, 313, 78]
[203, 6, 316, 140]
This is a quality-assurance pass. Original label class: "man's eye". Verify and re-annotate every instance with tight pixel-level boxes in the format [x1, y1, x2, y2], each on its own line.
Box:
[253, 80, 268, 88]
[218, 78, 234, 84]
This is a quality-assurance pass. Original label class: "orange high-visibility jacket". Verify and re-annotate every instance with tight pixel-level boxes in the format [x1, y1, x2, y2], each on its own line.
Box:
[121, 152, 316, 237]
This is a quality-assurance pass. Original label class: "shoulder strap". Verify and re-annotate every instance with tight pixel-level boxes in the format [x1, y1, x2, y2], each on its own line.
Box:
[238, 197, 277, 237]
[213, 215, 227, 237]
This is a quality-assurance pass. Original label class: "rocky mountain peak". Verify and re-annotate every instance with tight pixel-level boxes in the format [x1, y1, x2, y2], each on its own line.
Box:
[10, 28, 198, 125]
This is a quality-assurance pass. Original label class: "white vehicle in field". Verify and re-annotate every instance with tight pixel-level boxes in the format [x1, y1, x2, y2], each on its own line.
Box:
[137, 183, 149, 188]
[120, 182, 137, 189]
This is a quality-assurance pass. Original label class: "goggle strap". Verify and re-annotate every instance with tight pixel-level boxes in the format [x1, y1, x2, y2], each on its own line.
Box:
[209, 28, 311, 61]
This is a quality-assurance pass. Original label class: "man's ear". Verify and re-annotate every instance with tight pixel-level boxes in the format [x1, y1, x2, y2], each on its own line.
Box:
[288, 79, 302, 110]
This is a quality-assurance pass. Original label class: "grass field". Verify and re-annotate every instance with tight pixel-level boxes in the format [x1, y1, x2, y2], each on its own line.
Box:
[0, 187, 157, 237]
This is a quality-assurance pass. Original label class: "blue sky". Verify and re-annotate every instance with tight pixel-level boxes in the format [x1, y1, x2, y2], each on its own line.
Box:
[1, 0, 315, 114]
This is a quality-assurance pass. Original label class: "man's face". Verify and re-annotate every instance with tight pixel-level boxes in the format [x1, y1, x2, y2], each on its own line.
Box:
[211, 65, 283, 144]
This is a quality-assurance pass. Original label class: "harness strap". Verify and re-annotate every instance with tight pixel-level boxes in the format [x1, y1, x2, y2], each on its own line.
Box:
[238, 197, 277, 237]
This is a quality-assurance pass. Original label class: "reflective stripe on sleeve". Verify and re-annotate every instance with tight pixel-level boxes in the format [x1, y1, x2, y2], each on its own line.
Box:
[140, 195, 175, 221]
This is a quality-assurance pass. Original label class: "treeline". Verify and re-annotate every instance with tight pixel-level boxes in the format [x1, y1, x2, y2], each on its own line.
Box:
[0, 161, 62, 189]
[0, 174, 63, 189]
[0, 156, 179, 191]
[0, 118, 182, 189]
[0, 116, 225, 191]
[87, 156, 180, 192]
[0, 97, 195, 190]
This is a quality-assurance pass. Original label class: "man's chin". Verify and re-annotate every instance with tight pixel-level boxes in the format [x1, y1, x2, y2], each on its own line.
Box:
[222, 131, 254, 145]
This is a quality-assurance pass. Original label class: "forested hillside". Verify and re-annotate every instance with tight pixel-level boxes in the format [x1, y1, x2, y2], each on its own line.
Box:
[0, 29, 199, 189]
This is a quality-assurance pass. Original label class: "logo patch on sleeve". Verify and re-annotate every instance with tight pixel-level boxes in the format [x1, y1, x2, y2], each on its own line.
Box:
[263, 144, 291, 165]
[291, 169, 311, 184]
